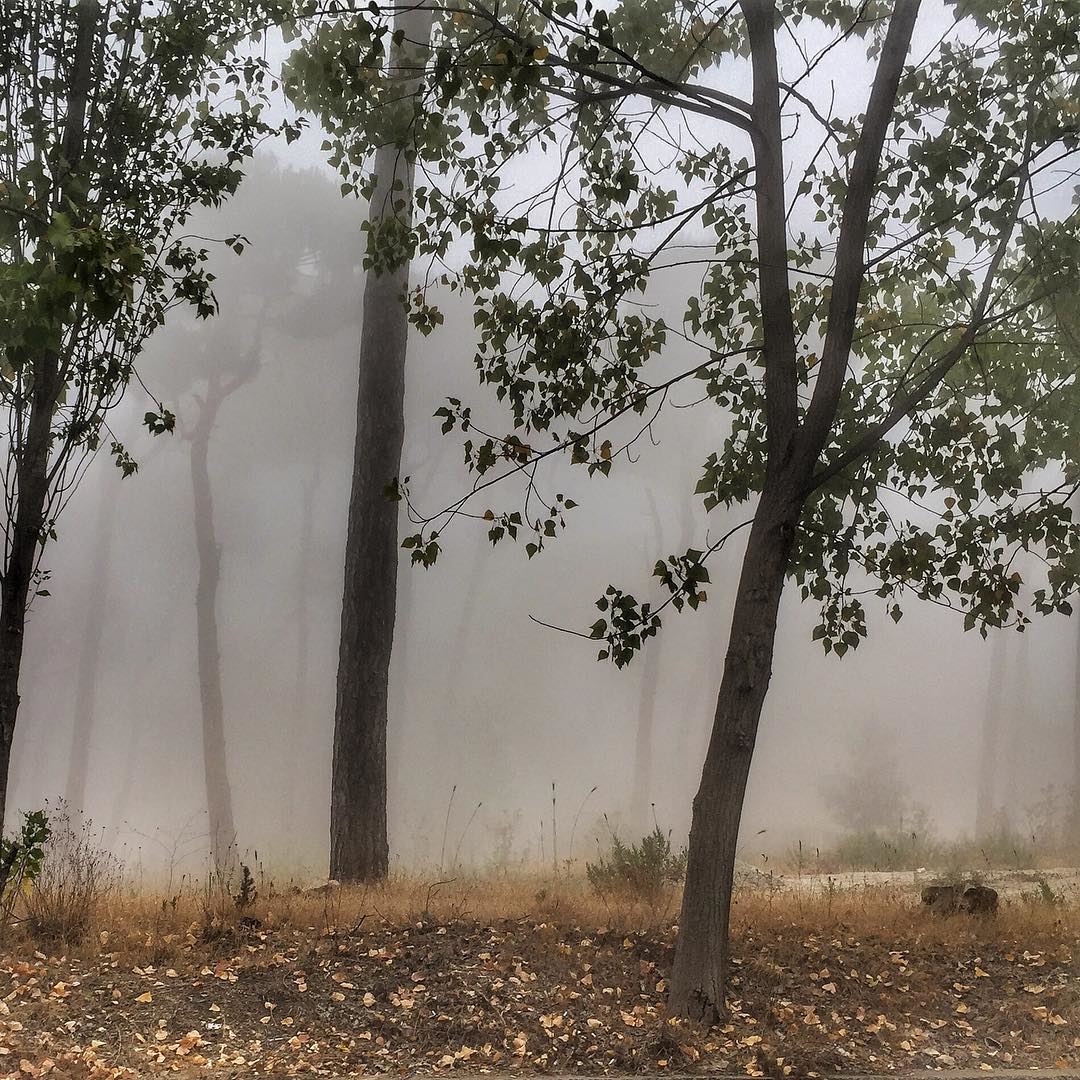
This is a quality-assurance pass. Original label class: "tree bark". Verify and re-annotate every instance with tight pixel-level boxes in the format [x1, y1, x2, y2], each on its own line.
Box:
[0, 0, 98, 838]
[975, 631, 1007, 838]
[330, 5, 433, 883]
[190, 375, 239, 874]
[668, 491, 800, 1022]
[64, 472, 121, 813]
[666, 0, 921, 1020]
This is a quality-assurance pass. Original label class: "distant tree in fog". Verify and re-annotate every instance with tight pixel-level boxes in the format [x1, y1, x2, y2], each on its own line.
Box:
[821, 727, 909, 836]
[156, 158, 360, 872]
[289, 6, 434, 882]
[289, 0, 1080, 1014]
[0, 1, 296, 837]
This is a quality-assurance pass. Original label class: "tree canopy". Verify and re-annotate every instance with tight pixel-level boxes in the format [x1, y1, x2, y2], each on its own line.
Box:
[289, 0, 1080, 656]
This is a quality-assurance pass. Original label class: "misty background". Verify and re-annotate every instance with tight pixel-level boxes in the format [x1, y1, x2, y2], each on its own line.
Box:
[7, 19, 1076, 876]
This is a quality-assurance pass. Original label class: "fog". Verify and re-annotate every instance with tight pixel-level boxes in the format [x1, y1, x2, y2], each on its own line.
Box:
[7, 7, 1079, 881]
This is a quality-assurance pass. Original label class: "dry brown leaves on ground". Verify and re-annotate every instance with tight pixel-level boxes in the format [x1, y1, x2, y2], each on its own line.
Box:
[0, 893, 1078, 1078]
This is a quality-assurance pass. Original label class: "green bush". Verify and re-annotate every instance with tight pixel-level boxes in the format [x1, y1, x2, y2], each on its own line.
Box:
[0, 809, 51, 926]
[586, 826, 687, 901]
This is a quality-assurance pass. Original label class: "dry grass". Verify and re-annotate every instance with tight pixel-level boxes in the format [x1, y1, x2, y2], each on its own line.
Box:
[2, 870, 1079, 1077]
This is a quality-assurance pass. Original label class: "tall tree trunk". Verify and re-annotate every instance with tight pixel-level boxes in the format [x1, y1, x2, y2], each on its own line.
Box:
[330, 6, 433, 883]
[64, 472, 121, 813]
[976, 631, 1007, 838]
[0, 0, 98, 838]
[284, 455, 319, 847]
[1073, 617, 1080, 839]
[190, 376, 238, 875]
[630, 628, 661, 834]
[668, 492, 800, 1022]
[1008, 629, 1031, 825]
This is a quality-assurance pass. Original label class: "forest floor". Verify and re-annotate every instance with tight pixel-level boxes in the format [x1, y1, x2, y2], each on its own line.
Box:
[1, 874, 1079, 1080]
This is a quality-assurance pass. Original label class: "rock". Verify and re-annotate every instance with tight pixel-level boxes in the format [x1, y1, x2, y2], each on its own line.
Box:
[959, 884, 999, 915]
[921, 882, 998, 916]
[302, 879, 341, 897]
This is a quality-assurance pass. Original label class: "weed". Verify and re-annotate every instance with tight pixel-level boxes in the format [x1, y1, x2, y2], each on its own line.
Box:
[586, 826, 687, 904]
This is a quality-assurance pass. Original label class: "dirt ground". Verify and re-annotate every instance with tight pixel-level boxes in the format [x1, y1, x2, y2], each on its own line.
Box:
[1, 876, 1078, 1079]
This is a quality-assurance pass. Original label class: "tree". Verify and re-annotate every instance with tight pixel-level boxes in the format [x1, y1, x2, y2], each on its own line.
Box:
[186, 352, 259, 874]
[0, 0, 297, 836]
[976, 630, 1007, 838]
[291, 0, 1080, 1013]
[289, 5, 434, 882]
[63, 468, 122, 814]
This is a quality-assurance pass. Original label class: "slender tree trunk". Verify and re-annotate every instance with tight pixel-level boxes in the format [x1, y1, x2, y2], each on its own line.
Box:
[284, 455, 318, 848]
[330, 6, 433, 883]
[1008, 630, 1030, 822]
[976, 631, 1007, 838]
[0, 0, 98, 839]
[630, 631, 661, 834]
[1073, 618, 1080, 840]
[64, 472, 121, 813]
[668, 491, 800, 1022]
[190, 378, 238, 875]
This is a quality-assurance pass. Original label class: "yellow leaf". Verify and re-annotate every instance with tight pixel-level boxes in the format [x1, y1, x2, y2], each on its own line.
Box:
[533, 46, 550, 61]
[135, 992, 153, 1004]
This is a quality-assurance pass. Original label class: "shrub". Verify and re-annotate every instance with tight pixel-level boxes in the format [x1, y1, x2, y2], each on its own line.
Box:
[0, 809, 50, 928]
[23, 802, 119, 943]
[586, 826, 687, 902]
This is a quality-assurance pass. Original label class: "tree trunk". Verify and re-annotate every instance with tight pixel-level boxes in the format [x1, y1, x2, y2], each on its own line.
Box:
[190, 377, 238, 875]
[330, 6, 433, 883]
[0, 0, 98, 839]
[976, 630, 1007, 838]
[284, 455, 318, 848]
[64, 473, 121, 814]
[630, 632, 661, 834]
[668, 492, 800, 1022]
[1073, 617, 1080, 840]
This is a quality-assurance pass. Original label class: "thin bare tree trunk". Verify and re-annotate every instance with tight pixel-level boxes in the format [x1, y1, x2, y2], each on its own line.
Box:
[976, 631, 1007, 837]
[630, 621, 661, 835]
[330, 5, 433, 883]
[64, 472, 121, 813]
[190, 374, 238, 874]
[284, 455, 319, 848]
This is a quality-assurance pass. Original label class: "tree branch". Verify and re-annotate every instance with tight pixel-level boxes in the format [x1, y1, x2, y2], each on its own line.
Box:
[798, 0, 921, 463]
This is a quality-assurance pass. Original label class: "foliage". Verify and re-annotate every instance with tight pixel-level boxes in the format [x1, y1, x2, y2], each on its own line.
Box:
[234, 863, 257, 910]
[0, 808, 50, 926]
[0, 0, 302, 576]
[586, 826, 687, 901]
[287, 0, 1080, 662]
[22, 802, 119, 942]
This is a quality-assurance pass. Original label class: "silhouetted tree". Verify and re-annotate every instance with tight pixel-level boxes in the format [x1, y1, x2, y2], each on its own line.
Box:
[976, 632, 1008, 838]
[293, 0, 1080, 1013]
[186, 353, 259, 873]
[293, 6, 435, 882]
[63, 471, 121, 813]
[0, 0, 289, 835]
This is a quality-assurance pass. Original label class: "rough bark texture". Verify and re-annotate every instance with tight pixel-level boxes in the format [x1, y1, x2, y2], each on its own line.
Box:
[0, 0, 98, 838]
[667, 0, 922, 1020]
[64, 474, 121, 813]
[190, 375, 239, 874]
[976, 631, 1007, 837]
[330, 6, 433, 883]
[668, 492, 800, 1021]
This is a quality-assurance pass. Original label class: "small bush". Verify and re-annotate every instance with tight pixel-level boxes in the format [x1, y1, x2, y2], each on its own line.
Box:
[0, 809, 51, 929]
[23, 802, 119, 943]
[586, 826, 687, 902]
